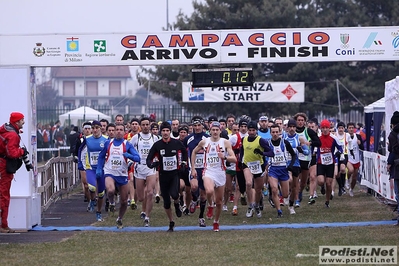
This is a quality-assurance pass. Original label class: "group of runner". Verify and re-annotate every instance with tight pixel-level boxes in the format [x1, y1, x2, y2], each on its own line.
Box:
[75, 112, 364, 232]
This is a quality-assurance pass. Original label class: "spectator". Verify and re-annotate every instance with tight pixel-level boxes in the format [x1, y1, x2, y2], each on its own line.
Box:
[69, 126, 80, 156]
[37, 123, 44, 162]
[387, 111, 399, 225]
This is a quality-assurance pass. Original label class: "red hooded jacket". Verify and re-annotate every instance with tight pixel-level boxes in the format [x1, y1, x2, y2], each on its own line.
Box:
[0, 123, 24, 159]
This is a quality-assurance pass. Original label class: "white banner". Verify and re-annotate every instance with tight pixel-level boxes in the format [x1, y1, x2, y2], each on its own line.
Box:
[182, 82, 304, 102]
[360, 151, 396, 202]
[1, 26, 399, 66]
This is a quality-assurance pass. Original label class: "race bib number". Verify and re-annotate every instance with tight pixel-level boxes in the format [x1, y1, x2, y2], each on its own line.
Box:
[247, 161, 262, 174]
[110, 155, 123, 169]
[140, 148, 150, 163]
[90, 151, 100, 165]
[194, 154, 204, 168]
[321, 153, 333, 165]
[271, 155, 286, 166]
[163, 156, 177, 171]
[206, 155, 220, 168]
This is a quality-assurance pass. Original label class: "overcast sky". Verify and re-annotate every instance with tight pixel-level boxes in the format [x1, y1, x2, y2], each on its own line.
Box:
[0, 0, 203, 35]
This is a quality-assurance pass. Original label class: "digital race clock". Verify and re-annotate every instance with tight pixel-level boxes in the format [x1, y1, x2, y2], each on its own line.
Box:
[192, 68, 254, 87]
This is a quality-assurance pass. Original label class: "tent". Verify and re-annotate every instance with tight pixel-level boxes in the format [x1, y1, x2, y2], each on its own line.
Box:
[364, 97, 385, 152]
[59, 106, 111, 126]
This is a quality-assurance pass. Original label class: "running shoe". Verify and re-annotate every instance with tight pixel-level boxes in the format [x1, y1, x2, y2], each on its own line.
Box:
[349, 189, 354, 197]
[93, 198, 98, 206]
[289, 206, 296, 215]
[283, 198, 289, 206]
[199, 218, 206, 227]
[175, 203, 182, 218]
[222, 205, 228, 212]
[308, 196, 315, 205]
[116, 218, 123, 229]
[167, 221, 175, 232]
[144, 218, 150, 227]
[277, 209, 283, 218]
[255, 207, 262, 218]
[298, 192, 303, 202]
[155, 194, 161, 204]
[231, 208, 238, 216]
[229, 194, 234, 203]
[88, 200, 95, 213]
[268, 198, 275, 208]
[109, 203, 116, 215]
[96, 212, 103, 222]
[189, 200, 197, 214]
[131, 200, 137, 210]
[330, 191, 334, 200]
[140, 212, 146, 219]
[313, 191, 318, 198]
[127, 199, 131, 206]
[325, 201, 330, 208]
[279, 196, 284, 206]
[259, 196, 264, 211]
[295, 200, 300, 208]
[321, 185, 326, 195]
[338, 188, 343, 196]
[183, 206, 189, 215]
[246, 207, 254, 218]
[206, 206, 214, 220]
[213, 222, 220, 232]
[240, 193, 247, 205]
[345, 180, 350, 190]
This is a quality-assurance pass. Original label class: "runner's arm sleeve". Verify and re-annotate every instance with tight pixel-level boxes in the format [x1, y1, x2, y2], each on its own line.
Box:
[259, 138, 275, 157]
[126, 142, 141, 162]
[284, 139, 297, 168]
[308, 129, 321, 147]
[146, 144, 158, 168]
[96, 141, 108, 170]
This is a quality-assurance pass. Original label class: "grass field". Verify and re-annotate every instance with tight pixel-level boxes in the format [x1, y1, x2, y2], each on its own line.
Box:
[0, 186, 398, 266]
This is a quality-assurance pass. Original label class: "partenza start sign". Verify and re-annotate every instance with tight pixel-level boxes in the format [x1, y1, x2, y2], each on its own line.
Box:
[181, 82, 305, 103]
[0, 26, 398, 66]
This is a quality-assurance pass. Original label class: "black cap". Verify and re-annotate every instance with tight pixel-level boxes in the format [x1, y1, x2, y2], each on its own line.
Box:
[287, 119, 297, 127]
[208, 116, 218, 122]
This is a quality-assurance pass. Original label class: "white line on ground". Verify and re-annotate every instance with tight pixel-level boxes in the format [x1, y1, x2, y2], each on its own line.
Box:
[295, 254, 319, 257]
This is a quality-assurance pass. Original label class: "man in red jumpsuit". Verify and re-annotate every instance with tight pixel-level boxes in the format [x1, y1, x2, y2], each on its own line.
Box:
[0, 112, 33, 233]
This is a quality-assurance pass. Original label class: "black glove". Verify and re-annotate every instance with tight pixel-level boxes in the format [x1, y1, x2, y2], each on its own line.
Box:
[254, 148, 263, 156]
[297, 146, 303, 154]
[350, 149, 355, 159]
[149, 161, 160, 169]
[22, 147, 29, 156]
[226, 161, 231, 167]
[73, 156, 78, 163]
[237, 161, 243, 170]
[25, 164, 34, 171]
[287, 165, 294, 173]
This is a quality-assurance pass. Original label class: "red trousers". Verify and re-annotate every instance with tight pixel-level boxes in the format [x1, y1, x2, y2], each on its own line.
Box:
[0, 159, 13, 228]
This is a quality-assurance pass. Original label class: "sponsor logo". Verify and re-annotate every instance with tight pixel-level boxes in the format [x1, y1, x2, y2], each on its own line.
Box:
[67, 37, 79, 52]
[340, 33, 350, 48]
[362, 32, 382, 48]
[281, 85, 297, 100]
[188, 87, 204, 101]
[94, 40, 106, 52]
[33, 43, 45, 57]
[391, 31, 399, 48]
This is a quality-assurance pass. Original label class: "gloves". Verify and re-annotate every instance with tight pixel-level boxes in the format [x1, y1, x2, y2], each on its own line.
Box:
[128, 161, 134, 169]
[22, 147, 29, 156]
[226, 161, 231, 167]
[254, 148, 263, 156]
[149, 161, 160, 169]
[73, 156, 78, 163]
[339, 153, 345, 162]
[25, 164, 34, 171]
[350, 149, 355, 159]
[287, 165, 294, 173]
[96, 169, 103, 178]
[296, 146, 303, 153]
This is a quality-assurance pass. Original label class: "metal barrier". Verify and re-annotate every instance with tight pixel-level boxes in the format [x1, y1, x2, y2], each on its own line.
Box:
[37, 156, 80, 213]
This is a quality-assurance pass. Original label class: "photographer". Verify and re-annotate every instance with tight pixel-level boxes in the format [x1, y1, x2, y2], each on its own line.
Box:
[387, 111, 399, 225]
[0, 112, 33, 233]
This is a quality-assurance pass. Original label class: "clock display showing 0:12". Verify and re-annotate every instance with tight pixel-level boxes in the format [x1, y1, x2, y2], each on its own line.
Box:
[192, 68, 254, 87]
